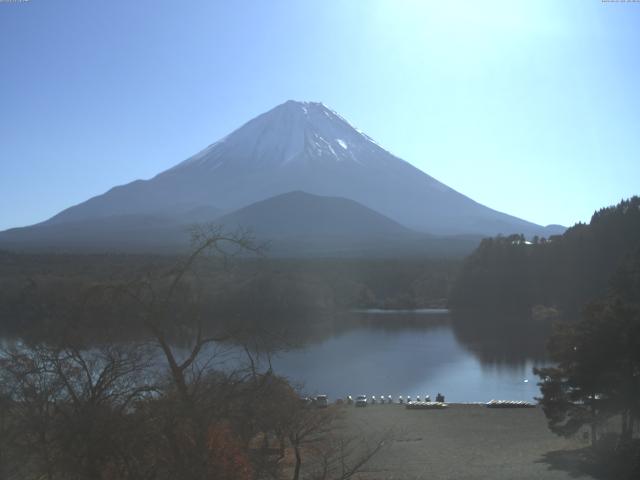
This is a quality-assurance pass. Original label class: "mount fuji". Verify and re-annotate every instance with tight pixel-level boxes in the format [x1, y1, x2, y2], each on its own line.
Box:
[0, 100, 563, 254]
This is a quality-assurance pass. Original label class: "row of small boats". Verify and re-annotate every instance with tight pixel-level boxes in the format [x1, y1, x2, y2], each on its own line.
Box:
[407, 400, 535, 409]
[347, 395, 440, 405]
[485, 399, 534, 408]
[339, 396, 535, 408]
[405, 401, 448, 410]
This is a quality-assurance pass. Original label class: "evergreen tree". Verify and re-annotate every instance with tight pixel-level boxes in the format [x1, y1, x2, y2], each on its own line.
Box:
[535, 299, 640, 444]
[451, 196, 640, 317]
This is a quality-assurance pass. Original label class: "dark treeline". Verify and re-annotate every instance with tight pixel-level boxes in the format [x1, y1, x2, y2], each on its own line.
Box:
[0, 251, 460, 342]
[447, 197, 640, 477]
[533, 236, 640, 479]
[450, 196, 640, 318]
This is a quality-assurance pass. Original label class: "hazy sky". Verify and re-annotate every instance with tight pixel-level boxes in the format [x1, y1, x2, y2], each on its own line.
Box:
[1, 0, 639, 231]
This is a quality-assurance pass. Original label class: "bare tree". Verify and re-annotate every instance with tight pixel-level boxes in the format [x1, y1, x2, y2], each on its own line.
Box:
[93, 225, 269, 479]
[107, 225, 261, 402]
[280, 400, 393, 480]
[303, 429, 391, 480]
[0, 225, 391, 480]
[0, 341, 154, 480]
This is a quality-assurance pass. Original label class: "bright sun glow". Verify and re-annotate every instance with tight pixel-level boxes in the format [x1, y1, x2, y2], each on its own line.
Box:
[370, 0, 561, 60]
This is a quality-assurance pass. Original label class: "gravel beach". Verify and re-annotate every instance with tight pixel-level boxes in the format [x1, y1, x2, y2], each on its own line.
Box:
[341, 404, 594, 480]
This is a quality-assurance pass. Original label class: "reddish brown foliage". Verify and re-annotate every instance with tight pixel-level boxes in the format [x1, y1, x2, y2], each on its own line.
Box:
[207, 423, 253, 480]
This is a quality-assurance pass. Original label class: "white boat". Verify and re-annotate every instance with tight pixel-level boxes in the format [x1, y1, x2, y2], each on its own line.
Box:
[405, 401, 447, 410]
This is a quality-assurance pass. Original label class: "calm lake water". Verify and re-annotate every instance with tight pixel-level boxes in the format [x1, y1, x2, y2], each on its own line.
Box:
[1, 310, 550, 403]
[261, 310, 549, 403]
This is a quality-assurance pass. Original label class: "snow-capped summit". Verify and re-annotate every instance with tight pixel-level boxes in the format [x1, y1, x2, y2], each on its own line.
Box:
[37, 100, 556, 237]
[170, 100, 395, 172]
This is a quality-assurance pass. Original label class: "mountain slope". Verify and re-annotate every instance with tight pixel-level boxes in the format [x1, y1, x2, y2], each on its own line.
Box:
[212, 191, 482, 257]
[40, 100, 559, 237]
[0, 205, 223, 253]
[0, 214, 188, 252]
[217, 191, 413, 238]
[0, 191, 482, 256]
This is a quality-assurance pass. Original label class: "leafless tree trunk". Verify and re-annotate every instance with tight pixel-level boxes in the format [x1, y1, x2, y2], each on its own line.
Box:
[282, 402, 394, 480]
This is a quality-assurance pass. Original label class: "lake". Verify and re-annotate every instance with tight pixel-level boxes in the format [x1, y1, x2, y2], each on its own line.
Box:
[260, 309, 550, 402]
[1, 309, 550, 403]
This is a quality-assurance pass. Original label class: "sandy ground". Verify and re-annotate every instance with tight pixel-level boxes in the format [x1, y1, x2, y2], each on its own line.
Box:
[340, 404, 595, 480]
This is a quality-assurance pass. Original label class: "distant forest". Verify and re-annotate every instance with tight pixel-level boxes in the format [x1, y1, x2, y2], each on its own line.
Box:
[450, 196, 640, 318]
[0, 253, 460, 341]
[4, 197, 639, 345]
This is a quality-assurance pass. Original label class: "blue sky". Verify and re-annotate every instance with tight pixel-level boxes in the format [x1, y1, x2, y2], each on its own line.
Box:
[1, 0, 639, 231]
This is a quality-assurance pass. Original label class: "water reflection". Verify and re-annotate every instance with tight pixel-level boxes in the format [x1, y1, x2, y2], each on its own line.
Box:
[450, 309, 551, 366]
[257, 310, 550, 402]
[0, 309, 552, 403]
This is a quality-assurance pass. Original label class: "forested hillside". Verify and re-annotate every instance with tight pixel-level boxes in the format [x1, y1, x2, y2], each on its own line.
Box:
[450, 197, 640, 317]
[0, 253, 459, 341]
